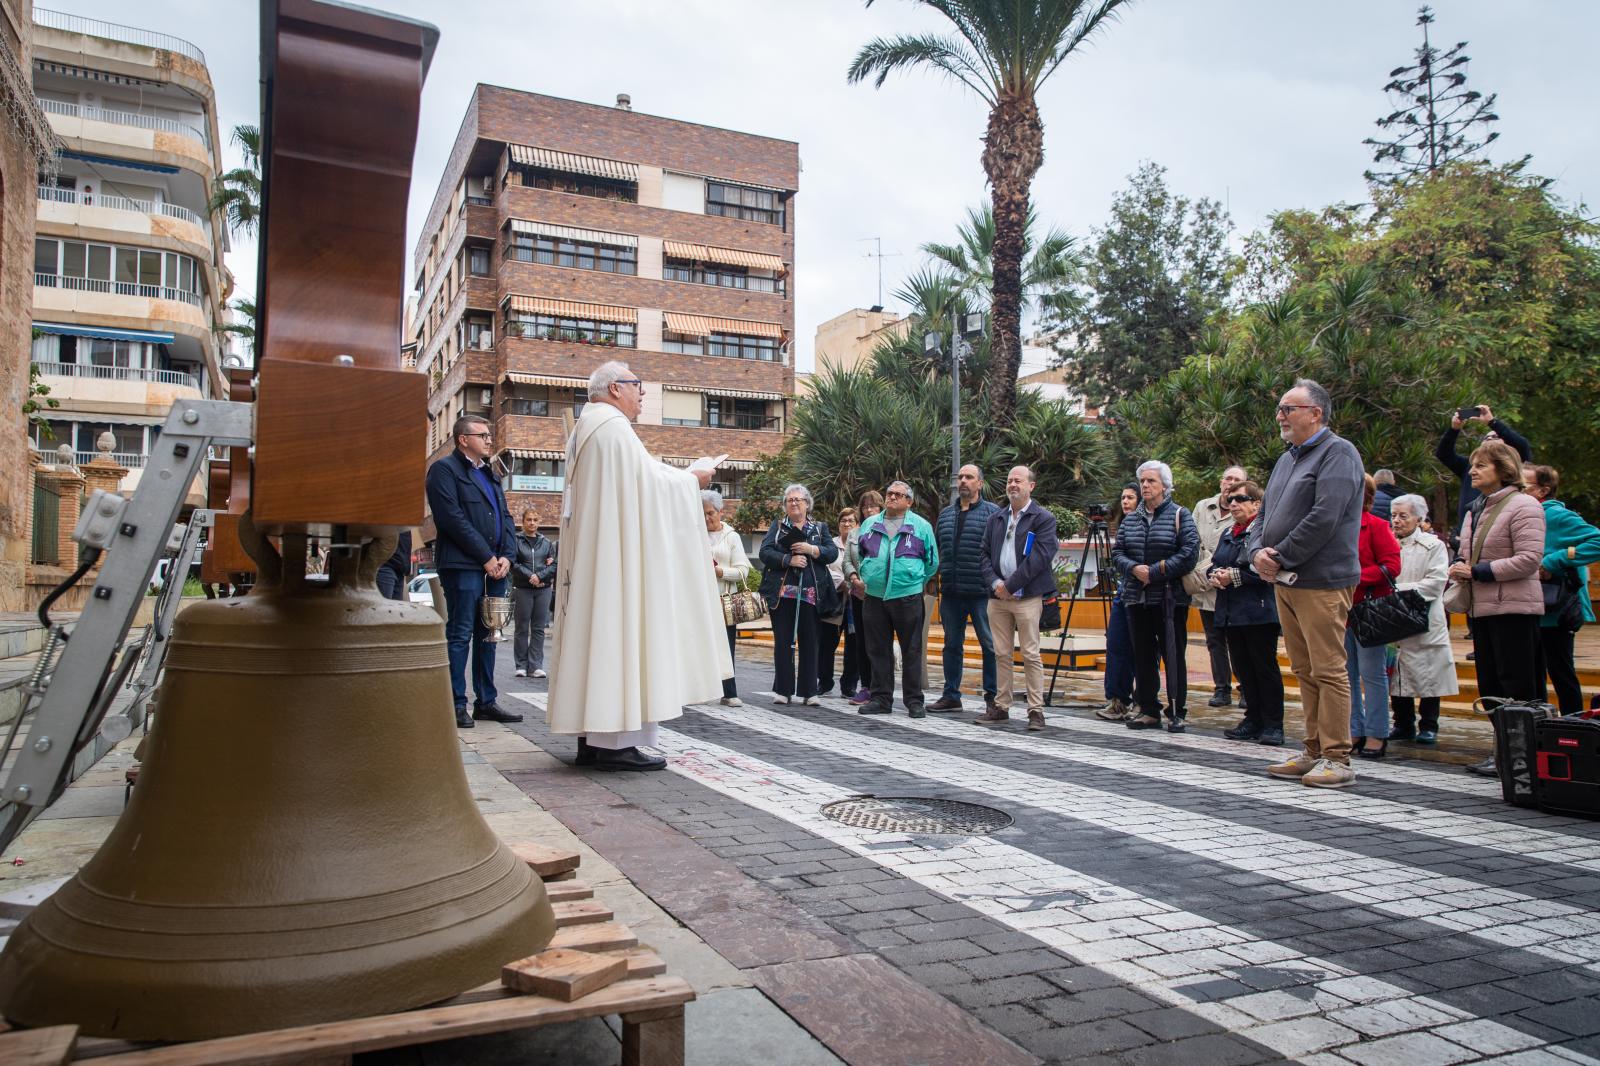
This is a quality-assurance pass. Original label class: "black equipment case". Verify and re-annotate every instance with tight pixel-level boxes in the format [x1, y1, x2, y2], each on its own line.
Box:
[1534, 713, 1600, 818]
[1480, 698, 1560, 808]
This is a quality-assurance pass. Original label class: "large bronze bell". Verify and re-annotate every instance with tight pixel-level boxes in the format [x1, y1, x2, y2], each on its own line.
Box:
[0, 524, 554, 1040]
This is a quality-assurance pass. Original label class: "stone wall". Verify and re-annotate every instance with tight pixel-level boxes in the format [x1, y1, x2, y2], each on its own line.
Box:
[0, 0, 40, 611]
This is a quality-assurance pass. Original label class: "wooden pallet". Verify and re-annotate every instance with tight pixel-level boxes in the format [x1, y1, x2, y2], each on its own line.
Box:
[1, 847, 693, 1066]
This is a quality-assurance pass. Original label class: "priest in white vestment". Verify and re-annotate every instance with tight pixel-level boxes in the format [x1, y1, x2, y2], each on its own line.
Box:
[547, 361, 733, 770]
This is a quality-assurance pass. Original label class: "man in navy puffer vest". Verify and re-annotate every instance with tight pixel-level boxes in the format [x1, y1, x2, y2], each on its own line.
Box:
[930, 465, 1001, 713]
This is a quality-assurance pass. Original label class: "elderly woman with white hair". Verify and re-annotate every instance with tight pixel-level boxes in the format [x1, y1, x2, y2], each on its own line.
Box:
[1387, 493, 1458, 744]
[758, 483, 840, 706]
[704, 489, 750, 708]
[1112, 460, 1200, 732]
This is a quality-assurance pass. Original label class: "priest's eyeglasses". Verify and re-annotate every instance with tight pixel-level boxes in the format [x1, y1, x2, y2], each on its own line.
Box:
[614, 378, 645, 392]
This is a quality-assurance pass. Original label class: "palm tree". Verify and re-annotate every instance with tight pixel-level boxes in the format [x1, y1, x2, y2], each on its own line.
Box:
[848, 0, 1134, 428]
[209, 125, 262, 238]
[922, 202, 1085, 324]
[216, 298, 257, 357]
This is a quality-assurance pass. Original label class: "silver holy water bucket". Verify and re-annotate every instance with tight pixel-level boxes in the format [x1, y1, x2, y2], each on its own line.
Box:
[480, 576, 513, 643]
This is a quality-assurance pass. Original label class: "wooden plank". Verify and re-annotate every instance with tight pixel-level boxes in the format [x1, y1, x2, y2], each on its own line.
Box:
[621, 1006, 684, 1066]
[548, 922, 638, 954]
[502, 949, 628, 1002]
[543, 868, 577, 882]
[551, 900, 613, 928]
[443, 950, 666, 1006]
[543, 880, 593, 903]
[0, 1024, 78, 1065]
[511, 843, 580, 878]
[82, 978, 695, 1066]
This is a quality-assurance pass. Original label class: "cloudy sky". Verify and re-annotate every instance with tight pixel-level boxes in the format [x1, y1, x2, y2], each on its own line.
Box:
[57, 0, 1600, 372]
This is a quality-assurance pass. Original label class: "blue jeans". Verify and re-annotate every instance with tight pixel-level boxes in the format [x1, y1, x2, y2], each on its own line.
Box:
[1344, 626, 1390, 739]
[940, 592, 996, 700]
[1104, 597, 1135, 702]
[442, 568, 509, 710]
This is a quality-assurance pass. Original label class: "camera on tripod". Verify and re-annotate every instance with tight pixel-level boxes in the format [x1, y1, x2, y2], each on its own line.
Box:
[1085, 502, 1110, 524]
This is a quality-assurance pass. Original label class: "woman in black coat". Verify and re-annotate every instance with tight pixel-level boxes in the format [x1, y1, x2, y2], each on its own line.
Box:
[759, 483, 839, 706]
[1205, 481, 1285, 746]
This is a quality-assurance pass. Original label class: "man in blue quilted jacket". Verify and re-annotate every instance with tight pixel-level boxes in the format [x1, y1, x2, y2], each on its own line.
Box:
[930, 464, 1001, 714]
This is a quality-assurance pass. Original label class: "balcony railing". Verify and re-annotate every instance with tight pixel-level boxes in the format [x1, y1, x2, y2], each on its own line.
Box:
[33, 8, 207, 64]
[37, 97, 210, 151]
[33, 360, 198, 388]
[75, 451, 148, 469]
[35, 272, 203, 308]
[710, 414, 783, 432]
[37, 185, 208, 232]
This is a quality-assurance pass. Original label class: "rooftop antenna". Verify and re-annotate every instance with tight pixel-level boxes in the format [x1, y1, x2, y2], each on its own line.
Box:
[858, 237, 902, 309]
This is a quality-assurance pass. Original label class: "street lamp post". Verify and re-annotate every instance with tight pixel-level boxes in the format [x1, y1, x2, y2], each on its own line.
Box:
[928, 312, 987, 505]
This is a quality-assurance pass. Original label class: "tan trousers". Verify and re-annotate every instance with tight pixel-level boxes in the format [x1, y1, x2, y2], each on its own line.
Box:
[988, 594, 1044, 712]
[1275, 585, 1354, 764]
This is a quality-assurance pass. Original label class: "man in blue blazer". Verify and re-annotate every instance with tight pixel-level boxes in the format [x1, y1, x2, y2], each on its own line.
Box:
[425, 415, 523, 728]
[977, 466, 1059, 732]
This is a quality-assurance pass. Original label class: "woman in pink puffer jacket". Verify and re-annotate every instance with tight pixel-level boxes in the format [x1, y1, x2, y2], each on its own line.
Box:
[1447, 441, 1546, 705]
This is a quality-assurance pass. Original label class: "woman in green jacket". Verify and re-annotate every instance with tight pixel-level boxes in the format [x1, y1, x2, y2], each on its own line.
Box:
[1524, 464, 1600, 714]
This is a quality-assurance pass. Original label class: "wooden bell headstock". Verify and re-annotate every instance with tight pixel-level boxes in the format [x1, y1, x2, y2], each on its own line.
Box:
[247, 0, 438, 537]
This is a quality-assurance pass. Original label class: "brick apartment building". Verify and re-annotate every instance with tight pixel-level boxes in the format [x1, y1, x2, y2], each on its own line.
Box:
[410, 86, 798, 545]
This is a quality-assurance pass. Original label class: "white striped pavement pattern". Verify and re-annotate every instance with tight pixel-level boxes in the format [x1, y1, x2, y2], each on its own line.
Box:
[654, 718, 1592, 1065]
[697, 701, 1600, 969]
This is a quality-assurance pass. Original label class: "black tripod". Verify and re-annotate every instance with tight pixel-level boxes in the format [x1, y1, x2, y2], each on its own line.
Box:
[1044, 517, 1118, 707]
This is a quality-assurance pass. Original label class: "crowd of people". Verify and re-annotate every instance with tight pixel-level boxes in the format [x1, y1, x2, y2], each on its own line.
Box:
[423, 362, 1599, 785]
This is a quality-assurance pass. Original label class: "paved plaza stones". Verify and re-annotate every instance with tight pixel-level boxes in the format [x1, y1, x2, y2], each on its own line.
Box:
[498, 643, 1600, 1065]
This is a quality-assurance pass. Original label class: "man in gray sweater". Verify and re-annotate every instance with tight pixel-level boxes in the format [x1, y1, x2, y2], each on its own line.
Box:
[1250, 379, 1365, 788]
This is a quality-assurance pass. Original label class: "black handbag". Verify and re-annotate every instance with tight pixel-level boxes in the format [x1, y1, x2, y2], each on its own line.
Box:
[1349, 569, 1432, 648]
[1040, 589, 1062, 631]
[1543, 571, 1585, 634]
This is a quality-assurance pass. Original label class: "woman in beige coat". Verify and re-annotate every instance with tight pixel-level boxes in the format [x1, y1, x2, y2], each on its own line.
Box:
[1387, 495, 1457, 745]
[705, 489, 750, 707]
[1447, 442, 1546, 769]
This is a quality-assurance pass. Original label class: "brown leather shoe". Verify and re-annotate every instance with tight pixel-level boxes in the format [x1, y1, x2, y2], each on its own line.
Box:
[1027, 710, 1046, 732]
[928, 696, 964, 712]
[1125, 714, 1162, 730]
[974, 703, 1009, 725]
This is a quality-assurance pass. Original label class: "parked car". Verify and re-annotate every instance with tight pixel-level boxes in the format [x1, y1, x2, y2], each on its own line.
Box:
[408, 572, 438, 604]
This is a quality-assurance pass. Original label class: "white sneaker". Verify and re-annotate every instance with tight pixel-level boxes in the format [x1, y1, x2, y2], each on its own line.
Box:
[533, 669, 547, 679]
[721, 696, 743, 707]
[514, 669, 527, 678]
[803, 696, 821, 707]
[773, 695, 790, 705]
[1301, 758, 1355, 789]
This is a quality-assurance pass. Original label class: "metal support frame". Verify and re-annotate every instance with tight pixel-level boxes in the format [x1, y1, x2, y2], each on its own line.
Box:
[0, 400, 252, 851]
[116, 509, 215, 737]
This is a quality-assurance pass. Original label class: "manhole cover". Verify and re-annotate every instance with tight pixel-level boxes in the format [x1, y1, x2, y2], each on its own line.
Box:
[820, 796, 1013, 836]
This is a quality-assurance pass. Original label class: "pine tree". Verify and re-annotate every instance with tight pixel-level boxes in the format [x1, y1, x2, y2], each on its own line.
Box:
[1364, 6, 1505, 185]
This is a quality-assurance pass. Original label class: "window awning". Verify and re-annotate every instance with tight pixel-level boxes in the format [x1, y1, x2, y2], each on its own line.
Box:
[505, 448, 566, 460]
[509, 144, 638, 183]
[662, 240, 785, 274]
[705, 386, 784, 402]
[662, 313, 783, 340]
[33, 322, 175, 344]
[699, 174, 787, 195]
[667, 382, 782, 402]
[505, 372, 588, 389]
[60, 150, 179, 175]
[509, 218, 637, 249]
[507, 295, 637, 325]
